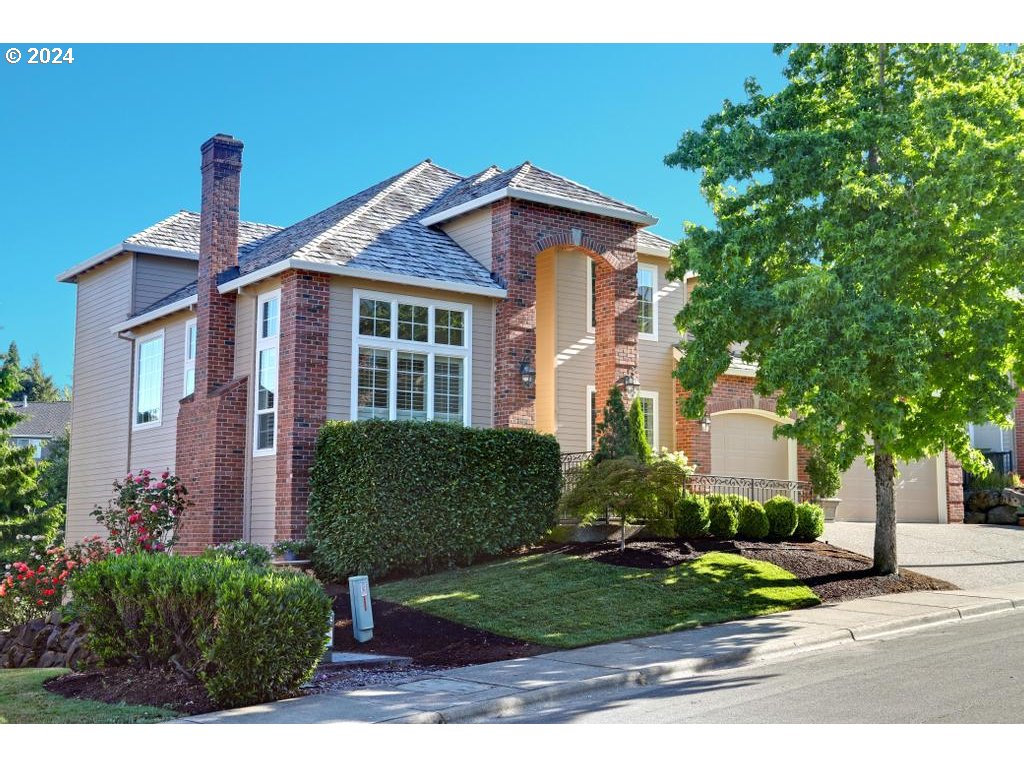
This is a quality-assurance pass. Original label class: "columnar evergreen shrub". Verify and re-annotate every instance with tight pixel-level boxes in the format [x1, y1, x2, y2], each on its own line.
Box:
[706, 494, 740, 539]
[308, 421, 561, 579]
[794, 502, 826, 542]
[628, 397, 653, 463]
[594, 387, 633, 462]
[736, 500, 770, 540]
[676, 494, 710, 539]
[71, 554, 331, 708]
[764, 496, 799, 540]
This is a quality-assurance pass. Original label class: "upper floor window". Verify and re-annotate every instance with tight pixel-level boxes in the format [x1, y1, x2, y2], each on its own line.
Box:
[254, 290, 280, 455]
[183, 319, 197, 397]
[134, 331, 164, 428]
[353, 290, 471, 426]
[637, 265, 657, 338]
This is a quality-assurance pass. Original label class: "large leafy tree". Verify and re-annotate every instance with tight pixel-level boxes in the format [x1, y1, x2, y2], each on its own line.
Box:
[0, 350, 42, 518]
[665, 44, 1024, 574]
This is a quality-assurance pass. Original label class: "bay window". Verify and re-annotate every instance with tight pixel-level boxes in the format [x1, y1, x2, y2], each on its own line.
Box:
[352, 290, 471, 426]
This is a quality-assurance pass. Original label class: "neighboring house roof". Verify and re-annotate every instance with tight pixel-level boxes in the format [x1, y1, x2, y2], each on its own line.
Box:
[57, 211, 282, 283]
[8, 401, 72, 439]
[419, 161, 658, 227]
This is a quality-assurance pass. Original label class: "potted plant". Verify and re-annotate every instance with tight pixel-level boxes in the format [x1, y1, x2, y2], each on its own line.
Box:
[807, 452, 842, 521]
[272, 539, 311, 562]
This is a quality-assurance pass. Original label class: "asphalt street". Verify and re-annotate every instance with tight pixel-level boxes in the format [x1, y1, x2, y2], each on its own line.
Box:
[473, 609, 1024, 723]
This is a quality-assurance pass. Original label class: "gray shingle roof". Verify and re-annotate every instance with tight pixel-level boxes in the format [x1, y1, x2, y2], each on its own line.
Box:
[131, 280, 198, 319]
[125, 211, 282, 255]
[8, 401, 72, 439]
[233, 161, 501, 290]
[637, 229, 676, 253]
[422, 162, 655, 223]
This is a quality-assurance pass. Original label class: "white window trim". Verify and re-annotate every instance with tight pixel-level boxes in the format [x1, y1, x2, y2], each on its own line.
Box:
[133, 328, 164, 431]
[586, 259, 596, 334]
[638, 264, 659, 341]
[586, 385, 659, 452]
[350, 288, 473, 427]
[183, 318, 197, 398]
[253, 289, 281, 457]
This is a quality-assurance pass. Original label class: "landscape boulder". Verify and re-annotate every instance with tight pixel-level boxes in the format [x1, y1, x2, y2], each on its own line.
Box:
[0, 611, 97, 670]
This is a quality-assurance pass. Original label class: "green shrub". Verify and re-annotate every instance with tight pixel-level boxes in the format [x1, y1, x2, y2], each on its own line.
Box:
[676, 494, 710, 539]
[706, 494, 739, 539]
[628, 397, 653, 463]
[736, 500, 769, 540]
[806, 452, 842, 498]
[0, 505, 64, 566]
[764, 496, 799, 540]
[594, 387, 633, 463]
[309, 421, 561, 579]
[71, 554, 331, 709]
[794, 502, 825, 542]
[204, 540, 272, 568]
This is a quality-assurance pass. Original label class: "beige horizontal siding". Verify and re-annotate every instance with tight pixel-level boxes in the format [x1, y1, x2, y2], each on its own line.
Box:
[440, 208, 492, 271]
[327, 276, 495, 427]
[65, 254, 134, 541]
[637, 254, 684, 452]
[132, 254, 196, 314]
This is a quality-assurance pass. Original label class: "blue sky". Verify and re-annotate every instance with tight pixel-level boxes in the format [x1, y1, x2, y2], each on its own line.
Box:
[0, 44, 786, 388]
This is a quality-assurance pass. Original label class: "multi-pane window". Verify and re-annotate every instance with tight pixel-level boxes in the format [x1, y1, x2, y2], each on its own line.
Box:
[183, 319, 197, 397]
[637, 266, 656, 336]
[353, 291, 470, 425]
[134, 333, 164, 427]
[254, 291, 280, 454]
[638, 395, 655, 445]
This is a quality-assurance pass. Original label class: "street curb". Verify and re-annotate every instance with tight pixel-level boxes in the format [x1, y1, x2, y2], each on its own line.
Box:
[382, 598, 1020, 724]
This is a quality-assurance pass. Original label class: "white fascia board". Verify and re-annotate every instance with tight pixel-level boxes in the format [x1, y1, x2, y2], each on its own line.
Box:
[671, 345, 758, 378]
[109, 295, 197, 334]
[638, 244, 672, 258]
[420, 188, 658, 227]
[217, 258, 508, 299]
[57, 243, 198, 283]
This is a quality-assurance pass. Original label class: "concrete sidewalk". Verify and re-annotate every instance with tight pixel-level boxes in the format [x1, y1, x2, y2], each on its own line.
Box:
[176, 583, 1024, 724]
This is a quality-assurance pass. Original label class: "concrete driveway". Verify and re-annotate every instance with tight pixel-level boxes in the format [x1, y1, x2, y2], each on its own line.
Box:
[823, 521, 1024, 589]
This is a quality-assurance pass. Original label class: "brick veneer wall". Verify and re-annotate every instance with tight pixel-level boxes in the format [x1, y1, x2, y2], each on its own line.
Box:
[490, 198, 638, 428]
[945, 449, 964, 523]
[275, 270, 330, 541]
[174, 135, 248, 553]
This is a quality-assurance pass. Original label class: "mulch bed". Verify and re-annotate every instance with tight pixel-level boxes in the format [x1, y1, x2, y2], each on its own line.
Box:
[44, 665, 215, 715]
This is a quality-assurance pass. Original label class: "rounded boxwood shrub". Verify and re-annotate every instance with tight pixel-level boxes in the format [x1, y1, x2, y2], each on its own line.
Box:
[71, 554, 331, 709]
[706, 494, 739, 539]
[736, 500, 770, 540]
[203, 540, 272, 568]
[309, 421, 561, 579]
[794, 502, 825, 542]
[764, 495, 799, 540]
[676, 494, 710, 539]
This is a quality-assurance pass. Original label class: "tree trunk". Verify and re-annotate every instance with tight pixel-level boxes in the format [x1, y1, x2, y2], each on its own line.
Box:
[873, 446, 898, 575]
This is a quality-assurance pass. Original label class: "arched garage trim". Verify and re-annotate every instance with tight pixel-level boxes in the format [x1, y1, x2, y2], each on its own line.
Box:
[709, 408, 798, 481]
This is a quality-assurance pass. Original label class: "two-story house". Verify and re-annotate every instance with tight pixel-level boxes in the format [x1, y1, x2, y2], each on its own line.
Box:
[58, 134, 975, 551]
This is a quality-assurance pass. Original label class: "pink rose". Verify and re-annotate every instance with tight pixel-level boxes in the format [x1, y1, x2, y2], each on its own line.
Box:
[150, 504, 159, 513]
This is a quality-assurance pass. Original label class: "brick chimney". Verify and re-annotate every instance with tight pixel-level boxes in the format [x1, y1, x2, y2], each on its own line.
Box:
[195, 133, 243, 396]
[175, 134, 249, 553]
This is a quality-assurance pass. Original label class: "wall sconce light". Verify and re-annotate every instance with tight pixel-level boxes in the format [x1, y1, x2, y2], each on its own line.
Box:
[700, 413, 711, 433]
[618, 372, 640, 400]
[519, 360, 536, 388]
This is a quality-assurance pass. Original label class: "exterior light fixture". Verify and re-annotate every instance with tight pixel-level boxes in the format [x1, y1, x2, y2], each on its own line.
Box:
[700, 413, 711, 433]
[519, 360, 536, 388]
[619, 372, 640, 400]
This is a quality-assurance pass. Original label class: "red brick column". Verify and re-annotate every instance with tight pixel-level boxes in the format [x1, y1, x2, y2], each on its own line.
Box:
[945, 449, 964, 523]
[674, 378, 711, 472]
[490, 198, 638, 429]
[1015, 389, 1024, 476]
[275, 270, 330, 541]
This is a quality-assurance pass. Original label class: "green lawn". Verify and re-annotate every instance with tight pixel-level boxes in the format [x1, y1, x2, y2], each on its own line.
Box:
[0, 669, 179, 724]
[375, 551, 820, 648]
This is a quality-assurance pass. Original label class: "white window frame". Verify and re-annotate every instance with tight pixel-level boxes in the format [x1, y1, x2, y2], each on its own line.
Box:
[133, 329, 164, 431]
[350, 288, 473, 427]
[586, 258, 596, 334]
[253, 289, 281, 457]
[637, 264, 658, 341]
[586, 385, 659, 452]
[183, 318, 197, 397]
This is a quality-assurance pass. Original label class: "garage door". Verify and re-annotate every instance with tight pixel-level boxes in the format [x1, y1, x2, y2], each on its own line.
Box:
[837, 456, 942, 523]
[711, 412, 790, 479]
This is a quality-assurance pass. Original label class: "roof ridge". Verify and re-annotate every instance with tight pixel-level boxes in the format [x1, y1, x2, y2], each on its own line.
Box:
[293, 160, 433, 260]
[508, 162, 533, 186]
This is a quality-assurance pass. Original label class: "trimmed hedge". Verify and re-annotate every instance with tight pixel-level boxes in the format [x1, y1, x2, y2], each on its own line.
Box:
[737, 500, 770, 540]
[309, 420, 561, 579]
[794, 502, 825, 542]
[706, 494, 740, 539]
[764, 496, 799, 540]
[71, 554, 331, 709]
[676, 494, 710, 539]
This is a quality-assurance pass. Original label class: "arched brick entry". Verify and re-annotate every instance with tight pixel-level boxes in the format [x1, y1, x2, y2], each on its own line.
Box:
[490, 198, 640, 428]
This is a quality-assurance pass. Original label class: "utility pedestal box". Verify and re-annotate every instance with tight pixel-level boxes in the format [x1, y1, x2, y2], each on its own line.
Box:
[348, 575, 374, 643]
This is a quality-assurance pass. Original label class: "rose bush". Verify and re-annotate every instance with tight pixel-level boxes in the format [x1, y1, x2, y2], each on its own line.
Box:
[91, 470, 189, 554]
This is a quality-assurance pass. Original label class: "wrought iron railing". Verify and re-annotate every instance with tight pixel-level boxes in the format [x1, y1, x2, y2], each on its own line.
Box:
[560, 451, 593, 494]
[686, 474, 812, 504]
